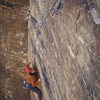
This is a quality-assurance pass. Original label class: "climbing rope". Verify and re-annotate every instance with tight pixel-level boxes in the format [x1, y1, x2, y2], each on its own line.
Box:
[39, 0, 64, 28]
[39, 11, 50, 28]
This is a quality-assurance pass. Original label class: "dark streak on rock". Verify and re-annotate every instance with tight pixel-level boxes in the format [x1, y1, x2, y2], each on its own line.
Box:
[31, 15, 38, 25]
[0, 0, 23, 7]
[42, 69, 53, 97]
[31, 36, 53, 97]
[81, 77, 97, 100]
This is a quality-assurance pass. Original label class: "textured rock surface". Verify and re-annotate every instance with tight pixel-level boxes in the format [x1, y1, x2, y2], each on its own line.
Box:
[0, 0, 99, 100]
[29, 0, 100, 100]
[0, 0, 29, 100]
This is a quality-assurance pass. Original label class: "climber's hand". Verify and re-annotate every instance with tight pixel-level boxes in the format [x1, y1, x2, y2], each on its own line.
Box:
[38, 79, 41, 82]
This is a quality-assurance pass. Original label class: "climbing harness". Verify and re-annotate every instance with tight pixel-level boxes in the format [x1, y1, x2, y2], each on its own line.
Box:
[23, 80, 30, 90]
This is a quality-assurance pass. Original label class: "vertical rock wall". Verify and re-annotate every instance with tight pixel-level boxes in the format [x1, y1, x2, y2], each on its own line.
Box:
[29, 0, 100, 100]
[0, 0, 29, 100]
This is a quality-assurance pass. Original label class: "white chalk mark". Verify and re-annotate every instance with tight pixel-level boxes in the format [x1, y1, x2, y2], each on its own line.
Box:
[68, 45, 75, 59]
[78, 36, 85, 44]
[52, 42, 54, 46]
[90, 8, 100, 25]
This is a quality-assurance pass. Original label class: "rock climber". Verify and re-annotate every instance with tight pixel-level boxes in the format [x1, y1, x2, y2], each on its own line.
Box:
[24, 62, 42, 100]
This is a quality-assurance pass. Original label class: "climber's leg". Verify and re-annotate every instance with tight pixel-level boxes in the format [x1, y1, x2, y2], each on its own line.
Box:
[29, 84, 42, 100]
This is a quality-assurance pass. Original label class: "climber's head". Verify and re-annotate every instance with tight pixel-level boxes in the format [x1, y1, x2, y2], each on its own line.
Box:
[25, 62, 36, 74]
[25, 66, 32, 73]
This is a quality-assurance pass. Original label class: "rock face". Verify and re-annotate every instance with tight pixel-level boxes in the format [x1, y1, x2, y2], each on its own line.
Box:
[29, 0, 100, 100]
[0, 0, 29, 100]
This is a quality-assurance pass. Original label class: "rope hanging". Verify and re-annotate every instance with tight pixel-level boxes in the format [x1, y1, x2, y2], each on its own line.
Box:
[39, 0, 64, 28]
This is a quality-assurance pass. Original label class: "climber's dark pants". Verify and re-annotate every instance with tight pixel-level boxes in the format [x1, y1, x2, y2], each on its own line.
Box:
[29, 84, 42, 100]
